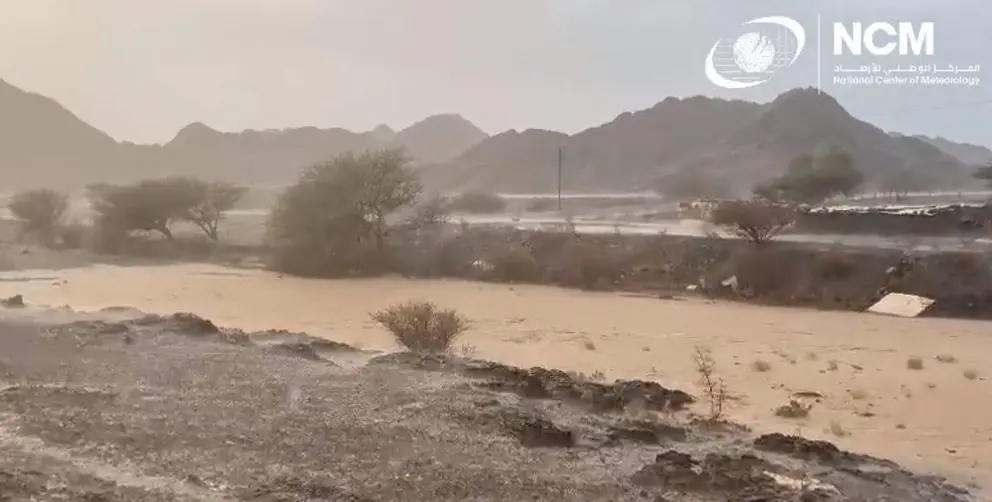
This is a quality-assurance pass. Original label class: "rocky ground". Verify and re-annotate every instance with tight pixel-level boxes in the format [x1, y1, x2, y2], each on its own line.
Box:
[0, 307, 980, 501]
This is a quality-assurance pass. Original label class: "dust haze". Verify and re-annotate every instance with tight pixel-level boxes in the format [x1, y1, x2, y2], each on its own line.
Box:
[1, 1, 990, 500]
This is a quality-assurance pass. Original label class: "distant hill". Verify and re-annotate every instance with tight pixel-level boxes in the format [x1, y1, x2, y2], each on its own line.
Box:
[914, 135, 992, 167]
[0, 78, 985, 196]
[663, 88, 974, 196]
[427, 96, 762, 193]
[394, 114, 489, 164]
[435, 88, 977, 196]
[0, 79, 489, 189]
[0, 78, 128, 188]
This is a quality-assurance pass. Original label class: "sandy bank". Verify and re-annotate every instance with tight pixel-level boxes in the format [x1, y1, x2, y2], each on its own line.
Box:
[1, 262, 990, 493]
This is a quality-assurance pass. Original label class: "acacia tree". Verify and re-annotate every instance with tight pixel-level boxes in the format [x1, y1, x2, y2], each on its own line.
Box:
[754, 149, 864, 204]
[87, 177, 244, 241]
[7, 188, 69, 246]
[709, 200, 796, 245]
[88, 180, 188, 240]
[167, 177, 247, 240]
[266, 149, 423, 276]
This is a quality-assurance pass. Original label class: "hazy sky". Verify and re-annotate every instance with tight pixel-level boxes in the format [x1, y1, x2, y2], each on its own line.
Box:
[1, 0, 989, 146]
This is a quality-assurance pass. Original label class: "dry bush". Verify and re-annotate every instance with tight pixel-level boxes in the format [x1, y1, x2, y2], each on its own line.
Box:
[963, 369, 979, 380]
[906, 357, 925, 370]
[774, 399, 812, 419]
[693, 346, 728, 421]
[818, 247, 858, 280]
[371, 301, 468, 353]
[935, 354, 957, 364]
[826, 360, 839, 371]
[751, 359, 772, 372]
[485, 245, 542, 282]
[708, 200, 796, 245]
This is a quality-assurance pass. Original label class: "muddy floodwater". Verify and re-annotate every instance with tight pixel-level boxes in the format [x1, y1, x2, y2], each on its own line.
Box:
[2, 262, 990, 494]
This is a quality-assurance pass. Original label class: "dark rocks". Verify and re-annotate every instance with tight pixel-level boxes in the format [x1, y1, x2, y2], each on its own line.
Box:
[46, 320, 131, 340]
[263, 342, 336, 364]
[506, 413, 575, 448]
[631, 450, 790, 499]
[163, 313, 221, 335]
[607, 420, 689, 445]
[754, 433, 846, 464]
[130, 312, 219, 335]
[460, 358, 694, 413]
[1, 294, 24, 308]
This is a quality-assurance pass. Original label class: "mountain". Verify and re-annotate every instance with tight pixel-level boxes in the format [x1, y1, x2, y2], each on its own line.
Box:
[914, 136, 992, 166]
[154, 114, 489, 183]
[430, 97, 762, 193]
[0, 79, 131, 188]
[663, 88, 974, 196]
[0, 79, 489, 189]
[438, 87, 977, 196]
[394, 114, 488, 164]
[0, 78, 984, 195]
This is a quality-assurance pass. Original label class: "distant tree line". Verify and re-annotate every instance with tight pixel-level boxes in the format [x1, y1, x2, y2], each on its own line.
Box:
[5, 177, 246, 249]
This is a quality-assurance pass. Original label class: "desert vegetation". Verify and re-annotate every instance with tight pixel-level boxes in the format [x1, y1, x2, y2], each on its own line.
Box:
[86, 177, 246, 249]
[6, 188, 69, 247]
[692, 346, 727, 421]
[372, 301, 469, 353]
[708, 200, 796, 245]
[753, 149, 864, 204]
[3, 147, 991, 319]
[265, 149, 440, 276]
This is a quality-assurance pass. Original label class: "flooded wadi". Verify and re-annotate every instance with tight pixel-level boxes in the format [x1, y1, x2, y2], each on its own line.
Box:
[2, 262, 990, 493]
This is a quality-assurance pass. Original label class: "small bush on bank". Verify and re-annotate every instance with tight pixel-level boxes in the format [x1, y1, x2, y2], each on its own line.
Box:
[372, 301, 468, 353]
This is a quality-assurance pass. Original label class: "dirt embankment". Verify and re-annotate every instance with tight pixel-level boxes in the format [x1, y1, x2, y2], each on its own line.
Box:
[378, 229, 992, 320]
[0, 309, 978, 501]
[4, 214, 992, 319]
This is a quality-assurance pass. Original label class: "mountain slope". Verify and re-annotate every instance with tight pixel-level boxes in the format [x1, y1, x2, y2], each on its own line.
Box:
[0, 78, 983, 194]
[915, 136, 992, 166]
[394, 114, 488, 164]
[655, 88, 974, 196]
[0, 79, 489, 188]
[0, 79, 131, 188]
[436, 96, 763, 192]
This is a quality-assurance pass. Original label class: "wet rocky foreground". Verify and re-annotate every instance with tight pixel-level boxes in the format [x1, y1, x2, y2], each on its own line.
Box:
[0, 308, 978, 501]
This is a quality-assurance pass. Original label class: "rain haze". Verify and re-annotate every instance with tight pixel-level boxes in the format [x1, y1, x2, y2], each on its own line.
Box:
[0, 0, 989, 145]
[1, 2, 991, 501]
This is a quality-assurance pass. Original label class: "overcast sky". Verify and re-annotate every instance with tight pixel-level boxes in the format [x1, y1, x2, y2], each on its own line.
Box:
[1, 0, 989, 146]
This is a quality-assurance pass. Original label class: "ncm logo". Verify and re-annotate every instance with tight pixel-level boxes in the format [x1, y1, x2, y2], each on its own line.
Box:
[706, 18, 939, 89]
[833, 22, 934, 56]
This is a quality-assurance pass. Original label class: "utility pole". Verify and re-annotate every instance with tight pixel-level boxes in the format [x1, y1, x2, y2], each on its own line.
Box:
[557, 147, 563, 211]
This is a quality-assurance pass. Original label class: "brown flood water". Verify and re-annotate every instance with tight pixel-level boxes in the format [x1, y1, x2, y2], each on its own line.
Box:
[1, 262, 990, 492]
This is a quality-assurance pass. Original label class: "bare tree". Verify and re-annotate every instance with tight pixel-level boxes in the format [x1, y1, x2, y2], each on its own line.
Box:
[709, 200, 796, 245]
